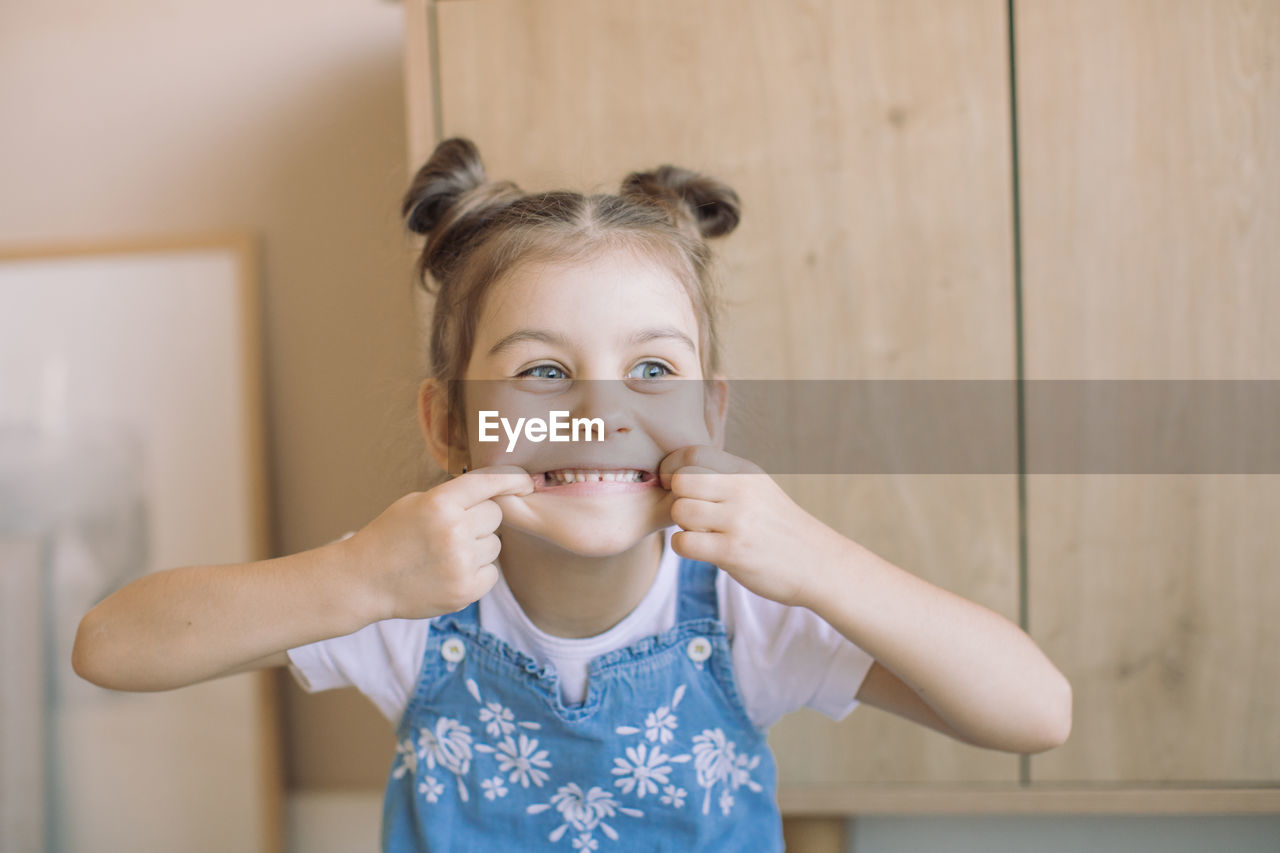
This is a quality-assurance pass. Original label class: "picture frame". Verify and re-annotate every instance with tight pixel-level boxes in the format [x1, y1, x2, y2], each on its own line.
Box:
[0, 234, 282, 853]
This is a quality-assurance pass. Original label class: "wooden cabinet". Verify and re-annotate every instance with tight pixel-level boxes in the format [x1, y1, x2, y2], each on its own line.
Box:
[412, 0, 1020, 789]
[1017, 0, 1280, 784]
[402, 0, 1280, 822]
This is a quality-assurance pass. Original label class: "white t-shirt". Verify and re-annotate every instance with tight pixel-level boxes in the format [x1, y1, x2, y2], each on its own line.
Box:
[287, 526, 875, 731]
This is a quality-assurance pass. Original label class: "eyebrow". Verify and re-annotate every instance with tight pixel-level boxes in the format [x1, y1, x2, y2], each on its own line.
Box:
[627, 327, 698, 354]
[485, 327, 698, 357]
[486, 329, 571, 357]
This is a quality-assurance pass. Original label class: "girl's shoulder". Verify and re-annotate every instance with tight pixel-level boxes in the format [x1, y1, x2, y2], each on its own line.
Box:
[286, 614, 436, 723]
[716, 570, 876, 729]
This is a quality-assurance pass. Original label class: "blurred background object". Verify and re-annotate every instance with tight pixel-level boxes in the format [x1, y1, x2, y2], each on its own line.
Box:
[1, 425, 147, 851]
[1, 2, 420, 842]
[0, 241, 278, 852]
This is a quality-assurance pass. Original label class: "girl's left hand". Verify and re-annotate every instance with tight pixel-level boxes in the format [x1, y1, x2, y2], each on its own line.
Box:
[659, 445, 844, 609]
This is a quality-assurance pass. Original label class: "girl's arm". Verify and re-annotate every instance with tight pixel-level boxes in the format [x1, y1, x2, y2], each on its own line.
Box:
[661, 447, 1072, 754]
[73, 539, 377, 692]
[73, 468, 533, 692]
[806, 534, 1072, 754]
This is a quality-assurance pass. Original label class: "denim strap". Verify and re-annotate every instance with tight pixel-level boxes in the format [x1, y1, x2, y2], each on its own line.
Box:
[445, 599, 480, 628]
[675, 557, 719, 623]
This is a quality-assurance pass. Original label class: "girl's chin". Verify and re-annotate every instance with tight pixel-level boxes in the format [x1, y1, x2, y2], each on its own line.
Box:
[501, 501, 671, 558]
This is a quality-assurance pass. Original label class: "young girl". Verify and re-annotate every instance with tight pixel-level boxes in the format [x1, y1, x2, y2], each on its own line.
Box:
[73, 138, 1071, 851]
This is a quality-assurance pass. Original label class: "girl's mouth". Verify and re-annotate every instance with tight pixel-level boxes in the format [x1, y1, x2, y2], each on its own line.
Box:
[532, 467, 659, 495]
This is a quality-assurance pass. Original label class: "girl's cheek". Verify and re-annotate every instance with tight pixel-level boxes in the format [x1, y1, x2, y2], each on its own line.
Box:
[641, 382, 717, 442]
[464, 413, 548, 471]
[639, 408, 715, 452]
[468, 435, 587, 472]
[461, 383, 550, 468]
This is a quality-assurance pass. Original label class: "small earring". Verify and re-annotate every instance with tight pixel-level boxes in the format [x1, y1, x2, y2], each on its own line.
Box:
[461, 465, 468, 474]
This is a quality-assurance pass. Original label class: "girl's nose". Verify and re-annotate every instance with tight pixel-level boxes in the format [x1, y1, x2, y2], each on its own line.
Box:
[573, 380, 635, 436]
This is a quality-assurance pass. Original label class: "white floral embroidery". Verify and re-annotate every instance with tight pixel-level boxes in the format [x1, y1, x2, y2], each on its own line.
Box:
[417, 717, 475, 803]
[494, 734, 552, 789]
[732, 752, 762, 790]
[403, 646, 773, 837]
[691, 728, 733, 789]
[690, 728, 763, 815]
[418, 717, 473, 776]
[481, 775, 509, 800]
[418, 775, 444, 803]
[611, 743, 690, 797]
[391, 736, 417, 780]
[644, 706, 678, 744]
[479, 701, 516, 737]
[527, 784, 643, 845]
[408, 677, 555, 806]
[660, 784, 687, 809]
[615, 684, 685, 743]
[469, 676, 520, 737]
[468, 678, 541, 731]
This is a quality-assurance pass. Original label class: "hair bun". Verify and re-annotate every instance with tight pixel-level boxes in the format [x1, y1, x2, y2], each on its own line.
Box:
[621, 165, 742, 239]
[402, 137, 488, 235]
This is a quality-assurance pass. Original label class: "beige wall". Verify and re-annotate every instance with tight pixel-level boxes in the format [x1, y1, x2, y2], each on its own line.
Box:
[1, 1, 409, 789]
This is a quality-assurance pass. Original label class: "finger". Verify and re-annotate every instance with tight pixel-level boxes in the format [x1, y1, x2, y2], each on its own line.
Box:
[473, 533, 502, 568]
[462, 499, 503, 536]
[449, 465, 536, 508]
[706, 448, 762, 474]
[659, 446, 756, 489]
[671, 529, 726, 564]
[670, 496, 729, 532]
[471, 561, 501, 598]
[658, 446, 701, 489]
[668, 466, 728, 501]
[490, 492, 538, 533]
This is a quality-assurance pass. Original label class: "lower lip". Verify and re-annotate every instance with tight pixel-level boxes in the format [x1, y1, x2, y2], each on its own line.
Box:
[532, 472, 660, 496]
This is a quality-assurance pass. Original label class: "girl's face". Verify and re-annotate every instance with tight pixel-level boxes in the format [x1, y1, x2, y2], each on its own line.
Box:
[460, 247, 724, 556]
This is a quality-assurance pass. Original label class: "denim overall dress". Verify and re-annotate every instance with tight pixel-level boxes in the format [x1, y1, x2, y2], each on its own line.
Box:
[381, 557, 783, 851]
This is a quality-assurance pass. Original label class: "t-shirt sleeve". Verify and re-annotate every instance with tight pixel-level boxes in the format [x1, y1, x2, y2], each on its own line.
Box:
[720, 573, 876, 731]
[286, 617, 431, 726]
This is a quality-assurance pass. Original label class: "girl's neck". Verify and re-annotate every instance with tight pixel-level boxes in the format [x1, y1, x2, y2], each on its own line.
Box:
[495, 528, 665, 639]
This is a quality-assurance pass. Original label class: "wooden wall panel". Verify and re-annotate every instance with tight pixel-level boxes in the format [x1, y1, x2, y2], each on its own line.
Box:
[431, 0, 1019, 786]
[1017, 0, 1280, 782]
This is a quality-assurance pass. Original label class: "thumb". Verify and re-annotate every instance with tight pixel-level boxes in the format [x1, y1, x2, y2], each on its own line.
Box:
[491, 491, 540, 535]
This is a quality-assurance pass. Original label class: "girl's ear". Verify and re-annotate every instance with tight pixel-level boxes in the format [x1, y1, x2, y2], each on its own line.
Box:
[418, 378, 468, 475]
[703, 377, 730, 449]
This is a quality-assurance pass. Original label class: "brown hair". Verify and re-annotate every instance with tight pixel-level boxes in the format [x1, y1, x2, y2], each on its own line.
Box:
[402, 138, 741, 400]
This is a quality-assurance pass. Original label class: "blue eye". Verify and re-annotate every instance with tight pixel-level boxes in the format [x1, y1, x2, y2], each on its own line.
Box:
[520, 364, 568, 380]
[628, 361, 672, 380]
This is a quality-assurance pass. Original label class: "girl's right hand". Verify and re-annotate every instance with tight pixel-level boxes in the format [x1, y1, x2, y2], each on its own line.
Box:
[344, 465, 534, 622]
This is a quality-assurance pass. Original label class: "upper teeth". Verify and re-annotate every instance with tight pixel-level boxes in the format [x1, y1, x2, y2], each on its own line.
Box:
[545, 469, 644, 484]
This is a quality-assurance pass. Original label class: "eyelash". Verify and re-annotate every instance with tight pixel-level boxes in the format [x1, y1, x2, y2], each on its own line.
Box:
[515, 360, 676, 380]
[628, 360, 674, 380]
[519, 364, 569, 380]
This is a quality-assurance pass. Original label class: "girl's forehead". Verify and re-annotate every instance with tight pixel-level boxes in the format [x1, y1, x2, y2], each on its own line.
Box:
[476, 250, 700, 344]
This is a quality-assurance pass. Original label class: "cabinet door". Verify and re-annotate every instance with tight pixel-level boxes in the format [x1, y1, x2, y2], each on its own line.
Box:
[1018, 0, 1280, 782]
[425, 0, 1019, 787]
